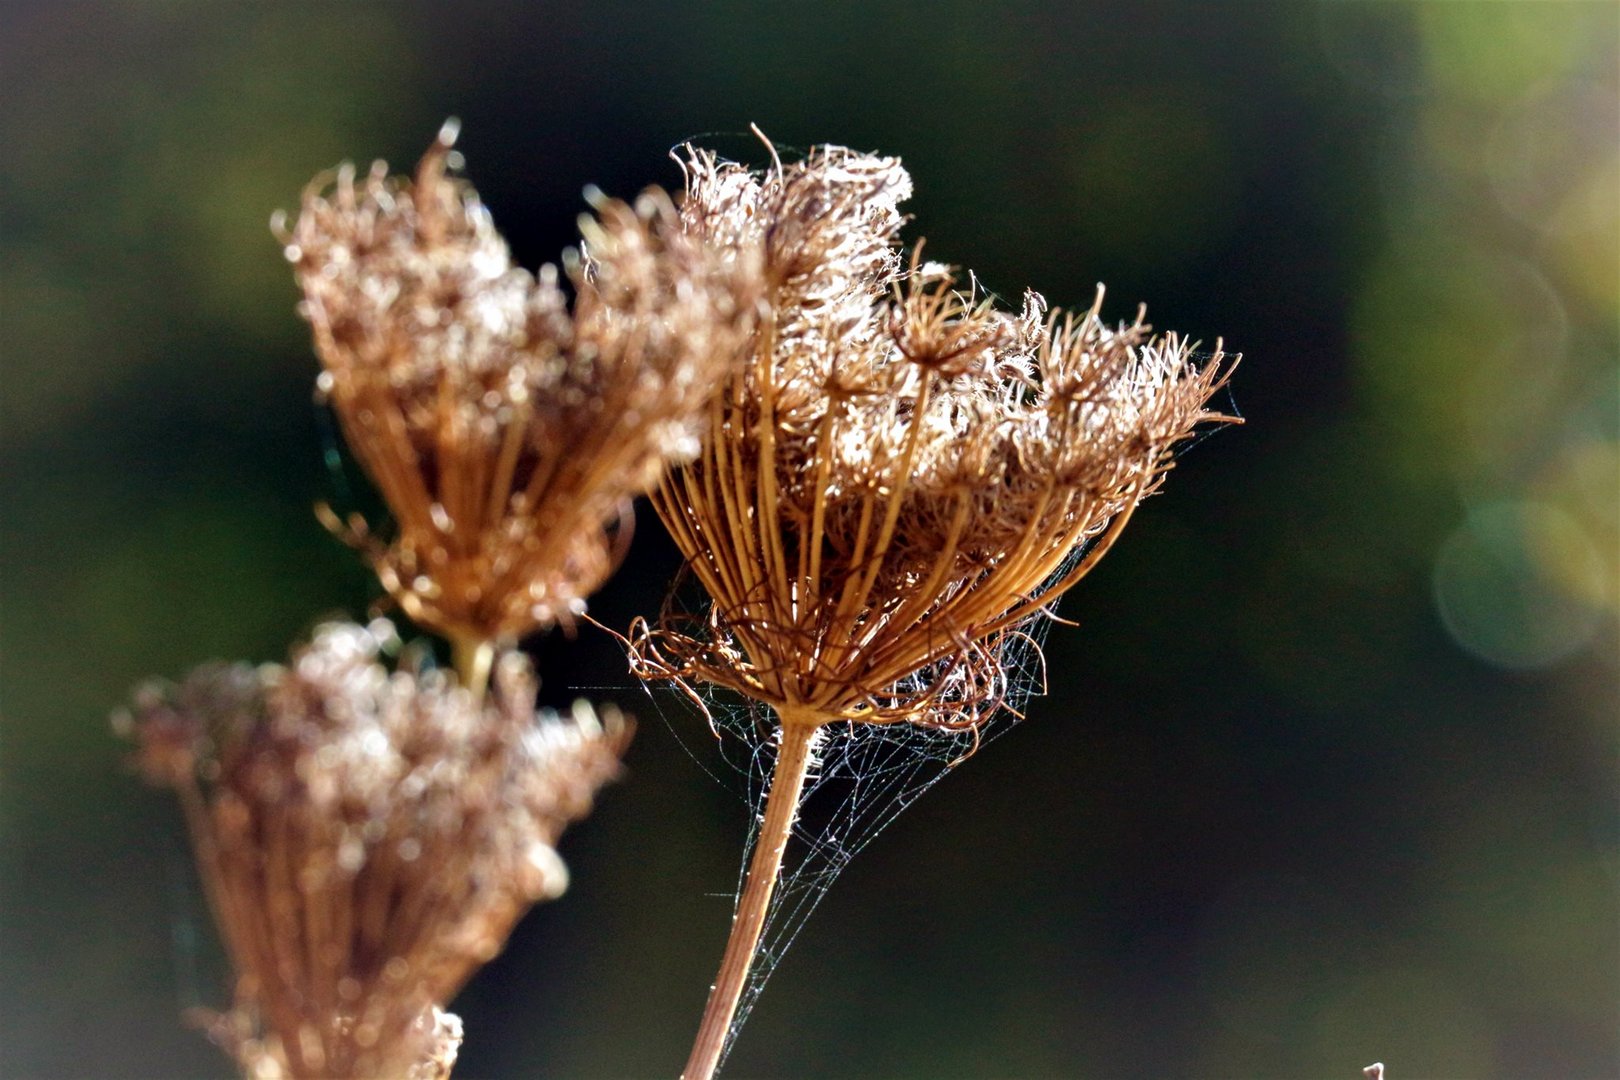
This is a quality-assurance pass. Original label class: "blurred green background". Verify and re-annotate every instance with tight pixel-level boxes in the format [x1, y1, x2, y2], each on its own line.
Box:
[2, 2, 1616, 1077]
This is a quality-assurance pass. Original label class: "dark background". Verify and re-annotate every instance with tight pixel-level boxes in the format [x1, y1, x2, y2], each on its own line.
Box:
[2, 2, 1616, 1077]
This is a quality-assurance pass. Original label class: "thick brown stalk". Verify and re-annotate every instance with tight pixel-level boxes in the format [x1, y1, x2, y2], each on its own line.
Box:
[683, 715, 822, 1080]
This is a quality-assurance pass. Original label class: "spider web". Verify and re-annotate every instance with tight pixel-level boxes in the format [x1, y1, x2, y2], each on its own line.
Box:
[629, 372, 1238, 1067]
[631, 575, 1071, 1071]
[312, 343, 1238, 1069]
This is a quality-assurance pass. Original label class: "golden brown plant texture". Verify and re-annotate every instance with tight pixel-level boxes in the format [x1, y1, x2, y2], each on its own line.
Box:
[279, 123, 753, 661]
[118, 620, 630, 1080]
[631, 141, 1237, 731]
[627, 137, 1237, 1080]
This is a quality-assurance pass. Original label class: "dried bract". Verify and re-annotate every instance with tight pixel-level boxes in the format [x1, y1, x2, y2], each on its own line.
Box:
[632, 140, 1237, 731]
[279, 123, 753, 652]
[119, 620, 631, 1079]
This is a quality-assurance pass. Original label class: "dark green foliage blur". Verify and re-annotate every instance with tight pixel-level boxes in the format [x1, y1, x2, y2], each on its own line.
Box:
[2, 2, 1614, 1077]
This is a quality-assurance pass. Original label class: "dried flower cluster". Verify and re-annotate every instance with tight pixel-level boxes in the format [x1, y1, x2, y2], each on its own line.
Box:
[622, 137, 1236, 1080]
[120, 122, 1236, 1080]
[118, 620, 629, 1079]
[631, 142, 1235, 731]
[112, 125, 768, 1077]
[279, 121, 753, 659]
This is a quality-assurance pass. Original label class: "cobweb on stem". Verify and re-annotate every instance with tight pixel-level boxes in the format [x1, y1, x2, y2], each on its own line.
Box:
[628, 351, 1235, 1053]
[631, 547, 1075, 1065]
[626, 131, 1238, 1078]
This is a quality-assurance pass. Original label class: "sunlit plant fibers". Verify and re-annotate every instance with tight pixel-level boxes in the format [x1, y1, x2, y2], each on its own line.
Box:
[117, 124, 760, 1078]
[278, 121, 752, 694]
[117, 620, 629, 1079]
[629, 135, 1237, 1078]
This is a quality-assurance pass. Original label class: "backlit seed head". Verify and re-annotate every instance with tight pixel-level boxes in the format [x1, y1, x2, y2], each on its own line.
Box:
[281, 125, 755, 645]
[631, 136, 1237, 730]
[120, 620, 631, 1078]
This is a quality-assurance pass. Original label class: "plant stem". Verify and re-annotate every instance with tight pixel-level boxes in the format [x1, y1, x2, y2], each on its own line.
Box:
[450, 634, 495, 705]
[683, 715, 822, 1080]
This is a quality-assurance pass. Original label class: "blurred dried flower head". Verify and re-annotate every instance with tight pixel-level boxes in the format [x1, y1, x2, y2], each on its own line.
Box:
[278, 122, 754, 656]
[117, 620, 630, 1079]
[632, 138, 1237, 730]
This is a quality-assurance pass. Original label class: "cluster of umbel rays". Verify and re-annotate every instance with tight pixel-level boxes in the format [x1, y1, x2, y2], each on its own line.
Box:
[122, 123, 1234, 1080]
[119, 625, 628, 1078]
[627, 138, 1236, 1078]
[119, 124, 752, 1079]
[282, 121, 753, 689]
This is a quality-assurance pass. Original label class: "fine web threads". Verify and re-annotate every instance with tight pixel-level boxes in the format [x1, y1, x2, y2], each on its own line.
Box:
[624, 134, 1237, 1075]
[629, 578, 1065, 1069]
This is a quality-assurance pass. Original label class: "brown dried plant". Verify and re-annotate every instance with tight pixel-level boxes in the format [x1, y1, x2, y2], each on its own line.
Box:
[278, 121, 753, 692]
[117, 620, 630, 1079]
[626, 137, 1238, 1078]
[119, 124, 765, 1077]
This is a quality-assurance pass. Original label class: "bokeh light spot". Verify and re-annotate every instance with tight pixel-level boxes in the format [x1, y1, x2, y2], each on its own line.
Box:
[1488, 81, 1620, 239]
[1540, 437, 1620, 617]
[1433, 501, 1606, 669]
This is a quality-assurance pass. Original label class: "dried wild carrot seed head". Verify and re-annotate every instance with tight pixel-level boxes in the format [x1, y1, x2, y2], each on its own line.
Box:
[117, 620, 630, 1079]
[278, 122, 754, 648]
[630, 138, 1237, 730]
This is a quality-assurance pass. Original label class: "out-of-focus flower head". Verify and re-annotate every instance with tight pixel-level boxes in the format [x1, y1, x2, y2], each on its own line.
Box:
[277, 122, 755, 651]
[117, 619, 631, 1079]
